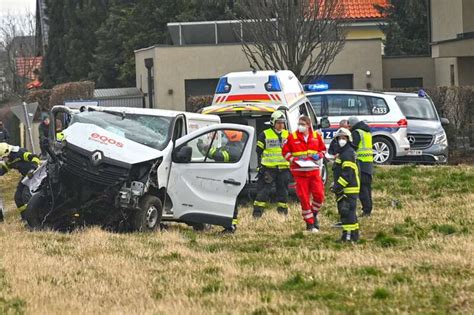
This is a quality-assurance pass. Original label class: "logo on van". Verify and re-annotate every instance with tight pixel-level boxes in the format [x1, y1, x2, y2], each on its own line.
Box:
[408, 136, 416, 145]
[89, 133, 124, 148]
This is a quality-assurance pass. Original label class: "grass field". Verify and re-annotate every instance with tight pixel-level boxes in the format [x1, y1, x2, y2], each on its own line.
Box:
[0, 165, 473, 314]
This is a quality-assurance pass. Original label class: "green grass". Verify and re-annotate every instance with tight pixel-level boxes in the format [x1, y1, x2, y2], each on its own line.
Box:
[0, 166, 473, 314]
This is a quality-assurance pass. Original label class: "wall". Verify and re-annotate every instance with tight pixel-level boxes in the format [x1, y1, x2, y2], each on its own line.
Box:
[462, 0, 474, 33]
[434, 58, 458, 87]
[382, 56, 436, 88]
[430, 0, 463, 42]
[135, 39, 384, 111]
[134, 48, 155, 108]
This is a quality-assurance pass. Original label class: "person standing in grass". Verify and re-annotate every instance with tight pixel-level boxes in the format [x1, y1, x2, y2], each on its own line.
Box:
[282, 116, 326, 233]
[331, 128, 360, 242]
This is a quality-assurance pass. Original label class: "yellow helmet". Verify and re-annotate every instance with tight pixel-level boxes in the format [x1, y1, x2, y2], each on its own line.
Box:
[0, 143, 11, 158]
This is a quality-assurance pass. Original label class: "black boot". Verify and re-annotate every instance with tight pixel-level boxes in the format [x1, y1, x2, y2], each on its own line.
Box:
[0, 208, 4, 223]
[221, 225, 236, 234]
[340, 231, 352, 242]
[252, 207, 264, 218]
[277, 207, 288, 216]
[351, 230, 360, 242]
[313, 212, 320, 230]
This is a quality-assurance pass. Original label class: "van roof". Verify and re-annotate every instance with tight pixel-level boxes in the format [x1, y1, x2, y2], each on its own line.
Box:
[82, 106, 220, 121]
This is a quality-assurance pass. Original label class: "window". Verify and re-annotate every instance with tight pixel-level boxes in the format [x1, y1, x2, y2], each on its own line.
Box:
[177, 129, 248, 163]
[390, 78, 423, 88]
[298, 104, 309, 116]
[305, 103, 319, 129]
[327, 95, 370, 116]
[307, 95, 323, 116]
[370, 97, 390, 115]
[395, 97, 438, 120]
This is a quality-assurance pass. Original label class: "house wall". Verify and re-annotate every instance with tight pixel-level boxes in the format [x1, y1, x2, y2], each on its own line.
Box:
[382, 56, 436, 88]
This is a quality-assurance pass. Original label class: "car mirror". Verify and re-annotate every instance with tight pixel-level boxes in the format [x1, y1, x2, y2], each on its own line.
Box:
[319, 117, 330, 129]
[440, 118, 450, 126]
[173, 146, 192, 163]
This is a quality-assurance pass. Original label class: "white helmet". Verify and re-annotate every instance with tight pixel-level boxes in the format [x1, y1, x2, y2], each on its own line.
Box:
[334, 128, 352, 142]
[270, 110, 286, 126]
[0, 143, 11, 158]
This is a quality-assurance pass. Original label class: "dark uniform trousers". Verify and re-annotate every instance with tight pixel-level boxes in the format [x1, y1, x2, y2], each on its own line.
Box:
[360, 172, 373, 215]
[253, 167, 290, 215]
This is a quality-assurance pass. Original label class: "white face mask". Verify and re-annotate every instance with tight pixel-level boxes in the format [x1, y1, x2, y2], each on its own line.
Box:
[338, 139, 347, 147]
[298, 125, 307, 133]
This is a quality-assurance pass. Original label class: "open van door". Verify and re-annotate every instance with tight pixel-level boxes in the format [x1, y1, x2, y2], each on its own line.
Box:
[167, 124, 254, 228]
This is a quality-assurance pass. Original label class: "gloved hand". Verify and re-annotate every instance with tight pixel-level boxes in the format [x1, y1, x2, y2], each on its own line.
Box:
[312, 154, 321, 161]
[26, 169, 35, 179]
[290, 157, 299, 163]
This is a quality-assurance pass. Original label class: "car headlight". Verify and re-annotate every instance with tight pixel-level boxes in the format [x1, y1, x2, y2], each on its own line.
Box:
[434, 131, 447, 145]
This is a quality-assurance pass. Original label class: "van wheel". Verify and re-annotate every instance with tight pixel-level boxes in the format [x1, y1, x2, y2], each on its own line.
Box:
[23, 193, 50, 230]
[131, 195, 163, 232]
[373, 137, 394, 165]
[21, 185, 32, 206]
[191, 223, 212, 232]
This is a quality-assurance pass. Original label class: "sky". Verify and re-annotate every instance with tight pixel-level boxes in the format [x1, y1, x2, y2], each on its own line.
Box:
[0, 0, 36, 15]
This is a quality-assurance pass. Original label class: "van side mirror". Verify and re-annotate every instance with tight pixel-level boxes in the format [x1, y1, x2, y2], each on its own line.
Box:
[319, 117, 330, 129]
[173, 146, 192, 163]
[440, 118, 450, 126]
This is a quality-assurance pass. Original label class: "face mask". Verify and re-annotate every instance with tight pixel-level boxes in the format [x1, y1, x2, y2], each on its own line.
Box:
[338, 139, 347, 147]
[274, 129, 282, 134]
[298, 125, 307, 133]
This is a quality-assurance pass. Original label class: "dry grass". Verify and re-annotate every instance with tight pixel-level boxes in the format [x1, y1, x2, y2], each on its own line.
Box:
[0, 166, 473, 314]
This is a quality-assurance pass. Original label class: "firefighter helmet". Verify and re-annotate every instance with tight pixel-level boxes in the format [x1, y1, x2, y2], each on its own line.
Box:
[0, 143, 11, 158]
[270, 110, 286, 126]
[334, 128, 353, 142]
[224, 130, 243, 142]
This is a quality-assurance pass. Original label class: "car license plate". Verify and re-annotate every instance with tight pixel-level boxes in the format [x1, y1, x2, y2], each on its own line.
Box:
[407, 150, 423, 156]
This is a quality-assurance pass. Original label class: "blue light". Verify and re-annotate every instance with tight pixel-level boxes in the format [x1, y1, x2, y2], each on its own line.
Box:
[304, 83, 329, 92]
[418, 89, 427, 98]
[265, 75, 282, 92]
[216, 77, 232, 94]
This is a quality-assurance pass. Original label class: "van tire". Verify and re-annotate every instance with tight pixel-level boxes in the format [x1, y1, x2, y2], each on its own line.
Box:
[23, 193, 50, 230]
[131, 195, 163, 232]
[373, 137, 394, 165]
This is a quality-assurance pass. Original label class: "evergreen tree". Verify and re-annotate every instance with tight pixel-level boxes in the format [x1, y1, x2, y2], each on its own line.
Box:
[378, 0, 430, 56]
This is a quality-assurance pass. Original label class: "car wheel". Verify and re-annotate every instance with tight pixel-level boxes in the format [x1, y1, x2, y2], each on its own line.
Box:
[23, 192, 50, 230]
[373, 137, 394, 165]
[320, 159, 328, 185]
[131, 195, 163, 232]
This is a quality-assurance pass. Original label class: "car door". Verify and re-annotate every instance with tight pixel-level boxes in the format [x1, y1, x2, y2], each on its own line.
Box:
[166, 123, 254, 228]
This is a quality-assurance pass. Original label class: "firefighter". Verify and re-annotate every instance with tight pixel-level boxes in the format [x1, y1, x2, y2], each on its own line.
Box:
[282, 116, 326, 233]
[331, 128, 360, 242]
[0, 143, 40, 221]
[197, 130, 245, 233]
[348, 117, 374, 217]
[253, 111, 290, 218]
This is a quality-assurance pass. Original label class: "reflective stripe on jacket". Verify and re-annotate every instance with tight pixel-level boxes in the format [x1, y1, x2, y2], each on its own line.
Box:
[355, 129, 374, 163]
[282, 130, 326, 175]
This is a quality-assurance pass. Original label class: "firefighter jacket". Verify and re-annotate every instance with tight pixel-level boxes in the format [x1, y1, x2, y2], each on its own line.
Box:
[0, 147, 40, 177]
[333, 144, 360, 197]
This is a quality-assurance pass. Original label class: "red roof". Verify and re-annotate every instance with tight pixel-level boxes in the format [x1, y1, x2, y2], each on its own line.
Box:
[312, 0, 388, 20]
[341, 0, 388, 20]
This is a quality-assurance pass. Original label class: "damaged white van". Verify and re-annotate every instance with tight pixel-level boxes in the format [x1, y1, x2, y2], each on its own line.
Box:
[24, 106, 254, 232]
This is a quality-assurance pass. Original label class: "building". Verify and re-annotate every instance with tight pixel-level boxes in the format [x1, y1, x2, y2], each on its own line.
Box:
[135, 0, 474, 112]
[430, 0, 474, 87]
[135, 0, 389, 111]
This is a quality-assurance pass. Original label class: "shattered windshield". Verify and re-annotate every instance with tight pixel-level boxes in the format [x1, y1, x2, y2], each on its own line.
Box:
[70, 111, 172, 150]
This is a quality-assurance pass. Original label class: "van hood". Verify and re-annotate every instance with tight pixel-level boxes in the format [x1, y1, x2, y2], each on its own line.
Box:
[407, 119, 444, 134]
[63, 123, 163, 164]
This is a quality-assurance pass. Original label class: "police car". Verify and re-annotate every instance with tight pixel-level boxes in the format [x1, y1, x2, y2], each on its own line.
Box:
[305, 86, 410, 164]
[201, 70, 329, 191]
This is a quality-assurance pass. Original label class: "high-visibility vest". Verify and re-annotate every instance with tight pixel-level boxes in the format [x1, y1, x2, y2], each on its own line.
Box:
[261, 129, 289, 168]
[355, 129, 373, 163]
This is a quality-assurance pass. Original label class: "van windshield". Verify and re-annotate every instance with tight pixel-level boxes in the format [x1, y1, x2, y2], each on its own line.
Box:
[71, 111, 172, 150]
[395, 96, 439, 121]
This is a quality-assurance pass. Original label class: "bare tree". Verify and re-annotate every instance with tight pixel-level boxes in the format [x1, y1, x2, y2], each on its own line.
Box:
[0, 11, 39, 101]
[236, 0, 347, 82]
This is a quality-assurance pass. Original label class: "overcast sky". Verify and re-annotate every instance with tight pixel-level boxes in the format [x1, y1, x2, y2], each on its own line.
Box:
[0, 0, 36, 15]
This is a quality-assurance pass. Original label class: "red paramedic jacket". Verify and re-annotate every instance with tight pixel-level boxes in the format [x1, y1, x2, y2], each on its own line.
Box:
[282, 130, 327, 177]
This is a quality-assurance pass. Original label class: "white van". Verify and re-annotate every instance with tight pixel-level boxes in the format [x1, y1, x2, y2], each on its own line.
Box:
[202, 71, 329, 191]
[25, 106, 254, 232]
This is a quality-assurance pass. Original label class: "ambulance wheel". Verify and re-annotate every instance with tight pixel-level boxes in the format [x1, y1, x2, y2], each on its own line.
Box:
[131, 195, 162, 232]
[373, 137, 394, 165]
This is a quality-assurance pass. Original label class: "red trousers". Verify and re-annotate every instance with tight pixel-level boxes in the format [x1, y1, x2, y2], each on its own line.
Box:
[294, 173, 325, 224]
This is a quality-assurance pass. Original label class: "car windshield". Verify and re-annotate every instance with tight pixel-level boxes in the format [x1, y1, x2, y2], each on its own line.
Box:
[70, 111, 172, 150]
[395, 96, 439, 120]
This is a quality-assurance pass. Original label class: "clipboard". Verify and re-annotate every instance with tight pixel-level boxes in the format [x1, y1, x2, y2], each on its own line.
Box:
[295, 160, 318, 168]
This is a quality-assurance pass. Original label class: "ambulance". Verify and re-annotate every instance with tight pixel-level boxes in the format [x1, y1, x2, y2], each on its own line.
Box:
[201, 70, 329, 192]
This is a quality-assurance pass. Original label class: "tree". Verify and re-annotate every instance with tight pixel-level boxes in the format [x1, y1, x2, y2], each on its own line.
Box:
[235, 0, 346, 83]
[0, 11, 39, 100]
[377, 0, 430, 56]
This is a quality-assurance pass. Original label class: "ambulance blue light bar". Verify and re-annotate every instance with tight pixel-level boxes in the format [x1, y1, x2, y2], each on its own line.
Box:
[304, 83, 329, 92]
[265, 75, 282, 92]
[216, 77, 232, 94]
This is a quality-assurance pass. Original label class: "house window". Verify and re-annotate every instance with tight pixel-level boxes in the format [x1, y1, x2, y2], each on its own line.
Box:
[450, 65, 455, 86]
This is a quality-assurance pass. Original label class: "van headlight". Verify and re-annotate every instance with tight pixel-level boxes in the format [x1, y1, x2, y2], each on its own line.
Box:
[434, 131, 447, 145]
